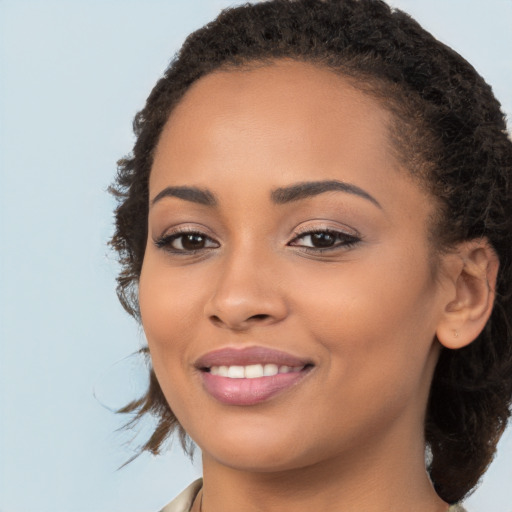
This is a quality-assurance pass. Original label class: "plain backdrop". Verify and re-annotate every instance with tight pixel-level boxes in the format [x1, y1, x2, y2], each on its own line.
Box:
[0, 1, 511, 511]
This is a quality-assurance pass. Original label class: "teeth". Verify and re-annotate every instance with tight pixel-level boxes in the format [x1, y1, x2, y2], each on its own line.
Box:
[245, 364, 264, 378]
[208, 363, 302, 379]
[227, 366, 245, 378]
[263, 363, 278, 376]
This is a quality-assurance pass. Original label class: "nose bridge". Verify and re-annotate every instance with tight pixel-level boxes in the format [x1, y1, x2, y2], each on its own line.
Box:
[205, 238, 287, 329]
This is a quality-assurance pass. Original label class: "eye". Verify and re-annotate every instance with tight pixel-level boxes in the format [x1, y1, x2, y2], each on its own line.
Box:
[289, 229, 360, 251]
[155, 231, 220, 253]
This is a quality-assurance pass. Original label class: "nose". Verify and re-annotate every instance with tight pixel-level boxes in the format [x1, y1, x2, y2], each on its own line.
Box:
[204, 250, 288, 331]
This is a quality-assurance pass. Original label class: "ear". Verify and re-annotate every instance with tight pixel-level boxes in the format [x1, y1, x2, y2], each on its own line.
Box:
[436, 239, 499, 350]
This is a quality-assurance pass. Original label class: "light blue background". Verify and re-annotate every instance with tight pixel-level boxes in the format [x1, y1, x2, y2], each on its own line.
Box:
[0, 1, 511, 511]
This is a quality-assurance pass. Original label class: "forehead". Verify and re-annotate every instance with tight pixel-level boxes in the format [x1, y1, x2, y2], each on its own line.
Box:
[164, 60, 390, 142]
[152, 60, 396, 189]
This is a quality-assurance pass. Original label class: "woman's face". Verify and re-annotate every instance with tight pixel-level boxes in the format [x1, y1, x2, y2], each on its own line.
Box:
[140, 60, 452, 473]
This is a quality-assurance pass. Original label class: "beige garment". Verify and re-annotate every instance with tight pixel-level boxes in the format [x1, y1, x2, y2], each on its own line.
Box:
[160, 479, 203, 512]
[159, 478, 468, 512]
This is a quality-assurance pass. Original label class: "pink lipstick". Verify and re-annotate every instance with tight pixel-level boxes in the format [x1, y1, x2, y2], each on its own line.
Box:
[196, 347, 313, 406]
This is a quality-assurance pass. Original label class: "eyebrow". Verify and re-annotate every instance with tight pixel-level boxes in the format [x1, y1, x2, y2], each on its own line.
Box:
[271, 180, 382, 209]
[151, 179, 381, 210]
[151, 186, 217, 207]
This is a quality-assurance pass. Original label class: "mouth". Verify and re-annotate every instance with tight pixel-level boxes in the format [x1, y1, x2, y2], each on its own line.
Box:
[207, 363, 306, 378]
[196, 347, 314, 406]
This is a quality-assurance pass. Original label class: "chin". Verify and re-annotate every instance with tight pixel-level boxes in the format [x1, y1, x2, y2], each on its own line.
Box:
[206, 445, 313, 474]
[193, 420, 337, 474]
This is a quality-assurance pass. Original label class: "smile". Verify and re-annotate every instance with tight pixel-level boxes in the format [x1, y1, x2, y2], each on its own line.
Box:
[196, 347, 314, 405]
[209, 364, 304, 378]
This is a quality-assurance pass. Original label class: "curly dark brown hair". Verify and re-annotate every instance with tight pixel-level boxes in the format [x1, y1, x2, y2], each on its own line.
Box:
[110, 0, 512, 504]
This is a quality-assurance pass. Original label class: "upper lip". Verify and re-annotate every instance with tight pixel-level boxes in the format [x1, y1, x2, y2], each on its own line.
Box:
[195, 346, 312, 369]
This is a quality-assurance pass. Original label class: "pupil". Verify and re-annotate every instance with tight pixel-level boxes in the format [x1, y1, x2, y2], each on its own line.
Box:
[312, 233, 335, 247]
[183, 234, 205, 250]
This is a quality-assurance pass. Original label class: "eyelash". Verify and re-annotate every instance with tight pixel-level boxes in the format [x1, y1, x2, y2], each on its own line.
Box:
[154, 228, 361, 255]
[154, 229, 219, 254]
[288, 228, 361, 253]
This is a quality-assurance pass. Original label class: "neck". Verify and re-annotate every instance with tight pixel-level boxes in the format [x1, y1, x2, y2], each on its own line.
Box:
[198, 418, 449, 512]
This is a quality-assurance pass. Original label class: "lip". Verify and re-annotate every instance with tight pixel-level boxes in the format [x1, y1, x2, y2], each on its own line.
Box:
[195, 346, 314, 406]
[195, 346, 311, 369]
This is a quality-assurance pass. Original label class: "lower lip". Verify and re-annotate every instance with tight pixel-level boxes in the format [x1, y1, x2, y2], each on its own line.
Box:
[201, 369, 311, 406]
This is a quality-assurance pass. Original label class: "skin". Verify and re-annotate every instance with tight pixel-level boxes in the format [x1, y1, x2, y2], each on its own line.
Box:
[139, 60, 495, 512]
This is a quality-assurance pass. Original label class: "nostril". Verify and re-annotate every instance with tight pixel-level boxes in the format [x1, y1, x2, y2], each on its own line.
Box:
[210, 315, 223, 326]
[249, 314, 271, 321]
[208, 312, 273, 329]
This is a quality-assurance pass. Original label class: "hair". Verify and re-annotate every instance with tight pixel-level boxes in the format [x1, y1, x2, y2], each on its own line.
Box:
[110, 0, 512, 504]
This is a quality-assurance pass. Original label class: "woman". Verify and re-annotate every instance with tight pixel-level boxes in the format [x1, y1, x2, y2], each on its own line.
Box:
[110, 0, 512, 510]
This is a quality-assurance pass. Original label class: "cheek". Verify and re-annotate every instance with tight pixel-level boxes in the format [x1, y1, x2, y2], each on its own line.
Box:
[291, 260, 440, 441]
[139, 252, 201, 338]
[139, 260, 201, 420]
[289, 247, 440, 376]
[138, 253, 198, 384]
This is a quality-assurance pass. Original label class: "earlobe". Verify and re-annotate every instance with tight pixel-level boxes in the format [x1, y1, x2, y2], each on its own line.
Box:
[436, 240, 499, 350]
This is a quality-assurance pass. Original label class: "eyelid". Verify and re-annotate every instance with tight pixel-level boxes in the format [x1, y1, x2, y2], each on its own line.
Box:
[287, 223, 363, 252]
[289, 230, 360, 244]
[290, 220, 361, 240]
[153, 223, 217, 241]
[152, 222, 361, 253]
[153, 224, 220, 253]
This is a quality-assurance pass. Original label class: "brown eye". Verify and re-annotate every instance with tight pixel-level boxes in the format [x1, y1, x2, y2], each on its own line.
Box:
[310, 232, 336, 247]
[289, 230, 361, 251]
[178, 234, 207, 250]
[155, 231, 219, 252]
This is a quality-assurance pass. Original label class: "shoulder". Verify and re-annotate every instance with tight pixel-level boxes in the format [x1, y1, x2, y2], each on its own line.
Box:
[159, 479, 203, 512]
[448, 505, 468, 512]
